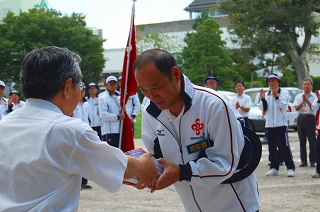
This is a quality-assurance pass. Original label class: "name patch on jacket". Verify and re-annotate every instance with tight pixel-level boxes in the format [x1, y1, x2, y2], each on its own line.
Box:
[186, 138, 211, 154]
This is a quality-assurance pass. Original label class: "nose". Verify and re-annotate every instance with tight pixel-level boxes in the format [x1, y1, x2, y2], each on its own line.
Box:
[147, 90, 158, 102]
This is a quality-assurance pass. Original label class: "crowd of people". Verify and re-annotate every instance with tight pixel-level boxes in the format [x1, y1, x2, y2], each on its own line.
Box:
[0, 45, 319, 211]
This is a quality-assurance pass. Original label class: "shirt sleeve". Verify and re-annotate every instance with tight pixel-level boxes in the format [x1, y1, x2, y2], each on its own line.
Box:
[244, 95, 252, 108]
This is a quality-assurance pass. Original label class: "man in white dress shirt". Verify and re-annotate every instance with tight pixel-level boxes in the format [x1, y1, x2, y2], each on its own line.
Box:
[0, 46, 157, 211]
[293, 78, 319, 167]
[230, 81, 252, 128]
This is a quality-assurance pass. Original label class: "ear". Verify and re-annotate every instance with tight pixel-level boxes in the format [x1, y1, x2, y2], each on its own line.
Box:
[172, 66, 181, 83]
[62, 78, 73, 100]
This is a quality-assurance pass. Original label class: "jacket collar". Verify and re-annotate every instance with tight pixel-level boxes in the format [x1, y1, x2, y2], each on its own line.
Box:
[267, 87, 281, 95]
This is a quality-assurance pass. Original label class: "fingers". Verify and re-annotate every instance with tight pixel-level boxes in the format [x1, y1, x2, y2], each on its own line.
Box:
[157, 157, 165, 164]
[134, 152, 158, 190]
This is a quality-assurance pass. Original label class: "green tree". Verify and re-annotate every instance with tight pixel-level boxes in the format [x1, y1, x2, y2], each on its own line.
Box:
[136, 32, 183, 54]
[220, 0, 320, 88]
[181, 12, 243, 90]
[0, 8, 105, 86]
[311, 76, 320, 92]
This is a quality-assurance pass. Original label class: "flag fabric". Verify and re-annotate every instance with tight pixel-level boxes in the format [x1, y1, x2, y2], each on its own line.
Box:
[119, 2, 137, 152]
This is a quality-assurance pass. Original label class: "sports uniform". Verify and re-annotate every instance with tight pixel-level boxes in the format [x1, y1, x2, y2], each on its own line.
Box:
[126, 93, 140, 121]
[0, 104, 3, 120]
[142, 75, 260, 212]
[86, 96, 101, 131]
[259, 87, 295, 173]
[99, 90, 122, 146]
[72, 101, 90, 124]
[0, 98, 127, 211]
[1, 97, 8, 116]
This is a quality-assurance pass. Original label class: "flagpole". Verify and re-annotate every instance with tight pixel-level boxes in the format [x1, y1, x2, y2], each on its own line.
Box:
[119, 0, 136, 149]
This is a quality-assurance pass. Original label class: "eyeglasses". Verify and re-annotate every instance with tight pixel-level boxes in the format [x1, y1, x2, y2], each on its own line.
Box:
[80, 82, 85, 91]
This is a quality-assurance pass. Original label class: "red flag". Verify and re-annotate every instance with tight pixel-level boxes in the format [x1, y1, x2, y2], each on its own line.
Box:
[119, 2, 137, 152]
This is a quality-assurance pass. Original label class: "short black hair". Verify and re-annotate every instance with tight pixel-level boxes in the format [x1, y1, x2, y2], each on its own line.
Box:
[133, 49, 176, 81]
[234, 81, 244, 87]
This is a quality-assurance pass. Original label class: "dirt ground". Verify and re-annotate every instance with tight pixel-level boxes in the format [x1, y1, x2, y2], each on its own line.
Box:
[78, 130, 320, 212]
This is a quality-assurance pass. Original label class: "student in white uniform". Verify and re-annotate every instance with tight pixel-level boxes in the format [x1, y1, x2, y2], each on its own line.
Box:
[0, 104, 3, 120]
[0, 46, 157, 211]
[230, 81, 252, 128]
[0, 80, 8, 116]
[7, 89, 25, 113]
[72, 82, 92, 189]
[86, 82, 102, 139]
[99, 76, 125, 147]
[260, 73, 295, 177]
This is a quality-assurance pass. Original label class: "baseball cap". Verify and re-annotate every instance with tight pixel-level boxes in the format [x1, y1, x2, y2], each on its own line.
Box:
[221, 126, 262, 184]
[265, 73, 280, 84]
[197, 126, 261, 184]
[80, 82, 86, 91]
[0, 80, 5, 88]
[9, 89, 20, 96]
[105, 76, 118, 84]
[88, 82, 99, 89]
[204, 76, 219, 84]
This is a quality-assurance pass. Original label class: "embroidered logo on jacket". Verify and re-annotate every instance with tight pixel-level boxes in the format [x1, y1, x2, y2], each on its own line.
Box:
[191, 118, 204, 135]
[157, 129, 165, 136]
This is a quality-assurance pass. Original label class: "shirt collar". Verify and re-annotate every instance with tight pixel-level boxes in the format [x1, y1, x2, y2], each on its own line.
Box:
[25, 98, 63, 115]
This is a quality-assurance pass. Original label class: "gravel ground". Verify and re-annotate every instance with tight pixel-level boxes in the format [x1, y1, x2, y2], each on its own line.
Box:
[78, 131, 320, 212]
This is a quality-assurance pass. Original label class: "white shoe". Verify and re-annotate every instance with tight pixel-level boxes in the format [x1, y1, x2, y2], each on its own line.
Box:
[287, 169, 295, 177]
[266, 168, 279, 176]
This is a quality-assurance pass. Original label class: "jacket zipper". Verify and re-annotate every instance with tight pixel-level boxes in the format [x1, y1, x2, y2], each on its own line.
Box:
[178, 117, 202, 212]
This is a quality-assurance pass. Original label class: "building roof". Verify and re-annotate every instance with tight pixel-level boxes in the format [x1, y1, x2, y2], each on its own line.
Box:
[184, 0, 222, 12]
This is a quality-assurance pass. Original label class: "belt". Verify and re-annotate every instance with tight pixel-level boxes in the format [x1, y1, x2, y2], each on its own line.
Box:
[299, 114, 315, 117]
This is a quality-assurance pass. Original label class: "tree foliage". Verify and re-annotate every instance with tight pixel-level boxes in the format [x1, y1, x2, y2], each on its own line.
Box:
[219, 0, 320, 87]
[181, 12, 243, 90]
[0, 8, 105, 86]
[136, 33, 183, 54]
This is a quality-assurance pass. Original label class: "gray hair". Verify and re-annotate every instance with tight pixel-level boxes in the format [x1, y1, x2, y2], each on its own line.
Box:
[21, 46, 82, 100]
[303, 78, 313, 85]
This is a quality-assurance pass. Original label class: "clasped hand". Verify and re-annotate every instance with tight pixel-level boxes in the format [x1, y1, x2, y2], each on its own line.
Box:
[132, 156, 180, 193]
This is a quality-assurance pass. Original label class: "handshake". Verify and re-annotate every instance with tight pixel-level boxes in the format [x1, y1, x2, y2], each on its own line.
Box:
[123, 148, 164, 186]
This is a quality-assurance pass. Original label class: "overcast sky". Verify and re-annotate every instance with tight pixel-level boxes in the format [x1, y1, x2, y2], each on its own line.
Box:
[48, 0, 193, 49]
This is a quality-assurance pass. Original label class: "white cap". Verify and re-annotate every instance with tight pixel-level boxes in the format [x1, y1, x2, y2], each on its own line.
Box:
[0, 80, 5, 88]
[88, 82, 97, 87]
[105, 76, 118, 83]
[265, 73, 280, 84]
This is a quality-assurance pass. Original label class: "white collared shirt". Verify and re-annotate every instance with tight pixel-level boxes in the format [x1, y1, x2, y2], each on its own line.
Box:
[230, 93, 252, 117]
[293, 92, 319, 116]
[0, 98, 127, 211]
